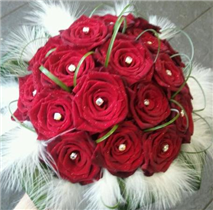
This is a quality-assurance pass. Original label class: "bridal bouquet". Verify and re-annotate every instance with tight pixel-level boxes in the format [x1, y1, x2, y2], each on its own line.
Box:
[1, 1, 212, 210]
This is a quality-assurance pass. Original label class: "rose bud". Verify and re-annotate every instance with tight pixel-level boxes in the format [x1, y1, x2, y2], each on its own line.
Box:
[72, 71, 128, 133]
[154, 53, 185, 91]
[96, 37, 154, 85]
[13, 74, 38, 122]
[47, 131, 101, 185]
[40, 45, 95, 88]
[60, 15, 109, 50]
[130, 81, 171, 129]
[29, 88, 74, 140]
[141, 125, 182, 176]
[171, 92, 194, 143]
[92, 121, 144, 178]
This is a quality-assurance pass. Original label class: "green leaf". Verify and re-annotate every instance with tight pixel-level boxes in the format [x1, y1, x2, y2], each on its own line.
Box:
[105, 17, 125, 67]
[96, 125, 119, 143]
[73, 51, 94, 87]
[89, 4, 104, 17]
[45, 48, 56, 58]
[39, 65, 71, 92]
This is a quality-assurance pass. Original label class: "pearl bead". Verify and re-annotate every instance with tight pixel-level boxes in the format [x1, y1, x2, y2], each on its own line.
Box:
[144, 99, 150, 106]
[119, 144, 126, 151]
[70, 152, 77, 160]
[54, 113, 62, 121]
[96, 97, 104, 106]
[181, 110, 185, 117]
[68, 64, 76, 72]
[82, 27, 90, 33]
[166, 69, 172, 76]
[147, 41, 152, 45]
[162, 144, 169, 152]
[125, 56, 133, 64]
[32, 90, 37, 96]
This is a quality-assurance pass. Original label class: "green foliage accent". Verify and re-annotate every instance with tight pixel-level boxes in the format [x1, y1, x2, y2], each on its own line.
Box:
[73, 51, 94, 87]
[170, 99, 189, 129]
[45, 48, 56, 58]
[135, 29, 161, 63]
[190, 76, 206, 112]
[8, 100, 36, 133]
[144, 109, 180, 132]
[96, 125, 119, 143]
[104, 17, 125, 67]
[39, 65, 71, 92]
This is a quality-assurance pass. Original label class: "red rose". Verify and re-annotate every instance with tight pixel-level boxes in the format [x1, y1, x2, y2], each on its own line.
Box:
[126, 28, 169, 53]
[60, 15, 109, 50]
[28, 35, 62, 70]
[130, 82, 171, 129]
[96, 36, 154, 85]
[13, 74, 38, 121]
[172, 92, 194, 143]
[72, 71, 128, 133]
[92, 14, 135, 31]
[92, 121, 144, 178]
[47, 131, 101, 185]
[29, 88, 74, 140]
[28, 35, 63, 90]
[40, 45, 95, 88]
[154, 53, 185, 91]
[141, 125, 182, 176]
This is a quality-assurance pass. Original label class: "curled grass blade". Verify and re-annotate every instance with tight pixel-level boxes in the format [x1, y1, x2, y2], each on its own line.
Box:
[39, 65, 71, 92]
[144, 109, 180, 132]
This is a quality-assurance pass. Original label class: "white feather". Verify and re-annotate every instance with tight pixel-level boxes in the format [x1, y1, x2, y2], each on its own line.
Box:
[149, 15, 177, 39]
[84, 170, 124, 210]
[2, 26, 48, 64]
[95, 0, 135, 16]
[0, 126, 51, 192]
[0, 79, 19, 135]
[34, 177, 87, 210]
[125, 161, 197, 210]
[189, 63, 213, 121]
[27, 0, 85, 36]
[0, 79, 19, 109]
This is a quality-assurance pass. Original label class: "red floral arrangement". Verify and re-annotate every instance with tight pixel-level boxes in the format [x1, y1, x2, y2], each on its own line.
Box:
[12, 12, 194, 186]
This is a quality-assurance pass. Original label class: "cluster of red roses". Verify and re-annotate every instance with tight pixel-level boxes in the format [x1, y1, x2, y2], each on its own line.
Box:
[14, 14, 194, 185]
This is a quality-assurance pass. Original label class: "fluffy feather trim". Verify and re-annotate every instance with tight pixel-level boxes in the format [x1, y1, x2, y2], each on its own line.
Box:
[27, 0, 85, 36]
[35, 178, 87, 210]
[84, 170, 124, 210]
[125, 160, 197, 210]
[149, 15, 178, 39]
[0, 126, 51, 192]
[95, 0, 135, 16]
[2, 26, 47, 65]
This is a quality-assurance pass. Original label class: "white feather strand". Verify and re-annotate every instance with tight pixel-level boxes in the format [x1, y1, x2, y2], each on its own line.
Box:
[27, 0, 85, 36]
[149, 15, 178, 39]
[35, 177, 87, 210]
[95, 0, 135, 16]
[0, 127, 51, 192]
[125, 161, 197, 210]
[84, 170, 124, 210]
[2, 26, 47, 64]
[189, 63, 213, 121]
